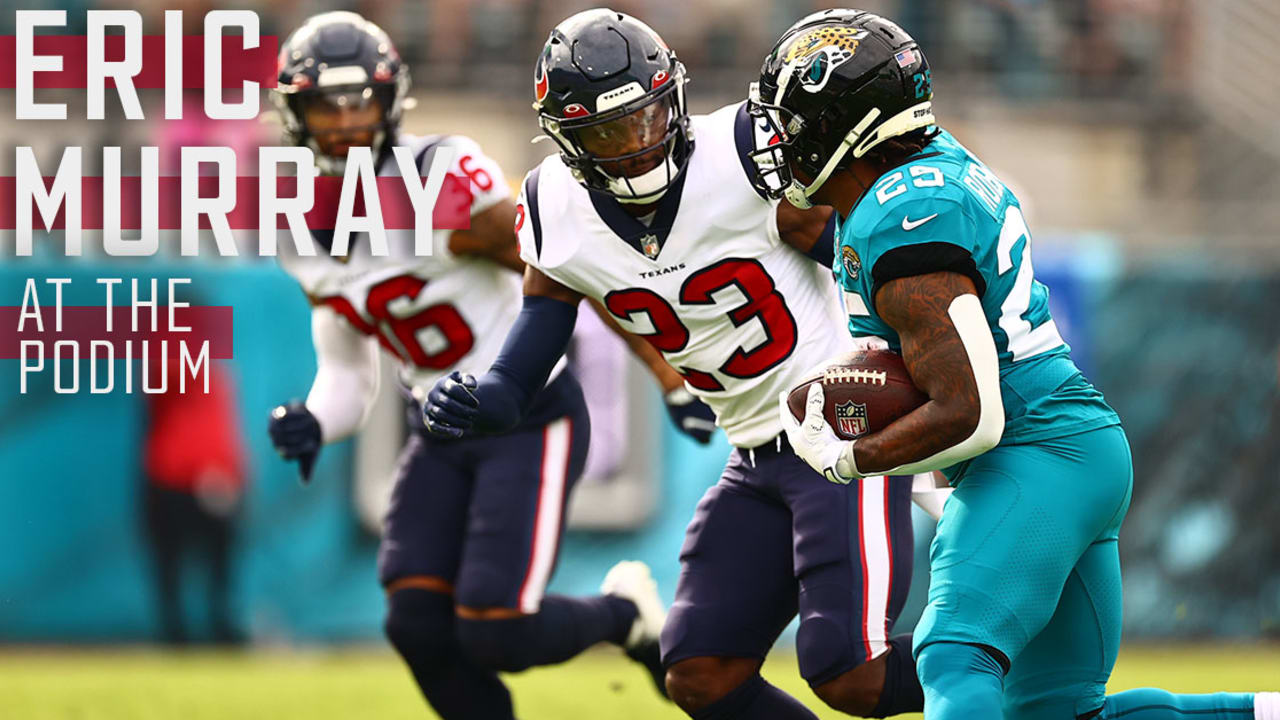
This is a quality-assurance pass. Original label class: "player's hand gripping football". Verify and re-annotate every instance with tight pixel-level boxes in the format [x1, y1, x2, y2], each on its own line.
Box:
[422, 371, 480, 438]
[268, 401, 322, 484]
[664, 388, 717, 444]
[778, 384, 859, 485]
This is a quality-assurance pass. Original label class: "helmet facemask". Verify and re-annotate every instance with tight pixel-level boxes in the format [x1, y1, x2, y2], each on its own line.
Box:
[746, 81, 848, 209]
[538, 64, 692, 204]
[745, 83, 805, 204]
[748, 88, 867, 209]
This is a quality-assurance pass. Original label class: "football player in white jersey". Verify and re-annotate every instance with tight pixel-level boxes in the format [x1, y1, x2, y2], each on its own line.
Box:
[424, 9, 945, 720]
[264, 12, 711, 719]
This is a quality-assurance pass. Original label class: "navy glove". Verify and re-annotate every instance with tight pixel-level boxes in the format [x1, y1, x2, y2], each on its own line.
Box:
[423, 371, 479, 438]
[404, 396, 430, 433]
[269, 401, 322, 483]
[664, 387, 717, 444]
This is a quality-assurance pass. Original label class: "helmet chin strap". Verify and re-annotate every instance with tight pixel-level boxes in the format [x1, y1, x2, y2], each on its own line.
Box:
[782, 101, 935, 209]
[605, 155, 679, 204]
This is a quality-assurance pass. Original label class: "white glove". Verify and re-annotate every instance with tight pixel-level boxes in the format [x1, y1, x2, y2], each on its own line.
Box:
[777, 384, 860, 484]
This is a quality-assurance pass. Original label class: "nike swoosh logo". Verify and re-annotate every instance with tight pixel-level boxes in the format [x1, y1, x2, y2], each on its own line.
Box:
[902, 213, 939, 231]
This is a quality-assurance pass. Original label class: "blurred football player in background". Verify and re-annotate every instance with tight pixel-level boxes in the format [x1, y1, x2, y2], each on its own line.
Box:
[424, 9, 950, 719]
[756, 9, 1279, 720]
[263, 12, 708, 717]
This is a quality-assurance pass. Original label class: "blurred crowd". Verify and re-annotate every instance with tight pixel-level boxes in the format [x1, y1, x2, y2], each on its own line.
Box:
[289, 0, 1196, 101]
[7, 0, 1194, 100]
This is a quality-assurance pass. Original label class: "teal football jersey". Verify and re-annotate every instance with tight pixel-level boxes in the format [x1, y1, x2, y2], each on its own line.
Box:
[833, 129, 1118, 446]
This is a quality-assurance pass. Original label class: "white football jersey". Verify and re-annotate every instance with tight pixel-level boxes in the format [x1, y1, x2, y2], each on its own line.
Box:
[278, 133, 519, 396]
[516, 102, 854, 447]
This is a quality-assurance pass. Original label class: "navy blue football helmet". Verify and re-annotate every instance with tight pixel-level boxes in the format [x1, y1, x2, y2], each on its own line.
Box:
[272, 11, 410, 174]
[533, 9, 692, 204]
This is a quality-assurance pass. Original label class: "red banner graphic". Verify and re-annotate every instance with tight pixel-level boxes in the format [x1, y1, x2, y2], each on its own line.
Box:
[0, 305, 234, 359]
[0, 35, 278, 89]
[0, 175, 473, 231]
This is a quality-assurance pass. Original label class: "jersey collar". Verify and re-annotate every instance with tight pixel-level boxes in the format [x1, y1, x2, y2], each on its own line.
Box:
[847, 148, 946, 220]
[588, 169, 689, 262]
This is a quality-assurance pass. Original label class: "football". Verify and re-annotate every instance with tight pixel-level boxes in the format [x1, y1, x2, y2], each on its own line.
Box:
[786, 349, 929, 440]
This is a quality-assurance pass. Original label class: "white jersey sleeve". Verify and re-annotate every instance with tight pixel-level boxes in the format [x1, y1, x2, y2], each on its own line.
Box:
[515, 157, 584, 275]
[515, 163, 548, 270]
[304, 304, 381, 443]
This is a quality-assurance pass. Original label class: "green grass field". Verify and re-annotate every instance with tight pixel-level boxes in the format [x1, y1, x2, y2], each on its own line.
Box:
[1, 645, 1276, 719]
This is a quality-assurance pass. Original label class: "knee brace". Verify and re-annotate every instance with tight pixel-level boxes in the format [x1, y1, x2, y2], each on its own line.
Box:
[383, 587, 457, 673]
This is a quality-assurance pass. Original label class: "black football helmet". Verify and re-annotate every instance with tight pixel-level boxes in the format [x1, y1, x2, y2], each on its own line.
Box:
[747, 9, 935, 208]
[272, 11, 410, 174]
[533, 9, 692, 204]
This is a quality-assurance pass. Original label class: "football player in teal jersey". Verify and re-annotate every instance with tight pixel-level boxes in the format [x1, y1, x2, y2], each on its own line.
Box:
[750, 9, 1278, 720]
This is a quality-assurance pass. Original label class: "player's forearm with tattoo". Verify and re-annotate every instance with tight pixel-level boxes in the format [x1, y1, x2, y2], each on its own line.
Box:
[847, 271, 1003, 475]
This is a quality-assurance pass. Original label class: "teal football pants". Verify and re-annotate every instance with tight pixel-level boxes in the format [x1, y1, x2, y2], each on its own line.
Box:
[914, 424, 1133, 718]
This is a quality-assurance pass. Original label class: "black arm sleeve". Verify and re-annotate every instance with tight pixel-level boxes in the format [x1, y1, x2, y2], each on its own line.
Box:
[470, 294, 579, 433]
[870, 242, 987, 312]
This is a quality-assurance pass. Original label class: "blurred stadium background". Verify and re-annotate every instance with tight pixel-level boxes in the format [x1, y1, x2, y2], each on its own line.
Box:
[1, 0, 1278, 717]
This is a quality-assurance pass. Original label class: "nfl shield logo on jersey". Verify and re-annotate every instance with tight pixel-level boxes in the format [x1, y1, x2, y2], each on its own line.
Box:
[641, 233, 660, 259]
[835, 401, 869, 437]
